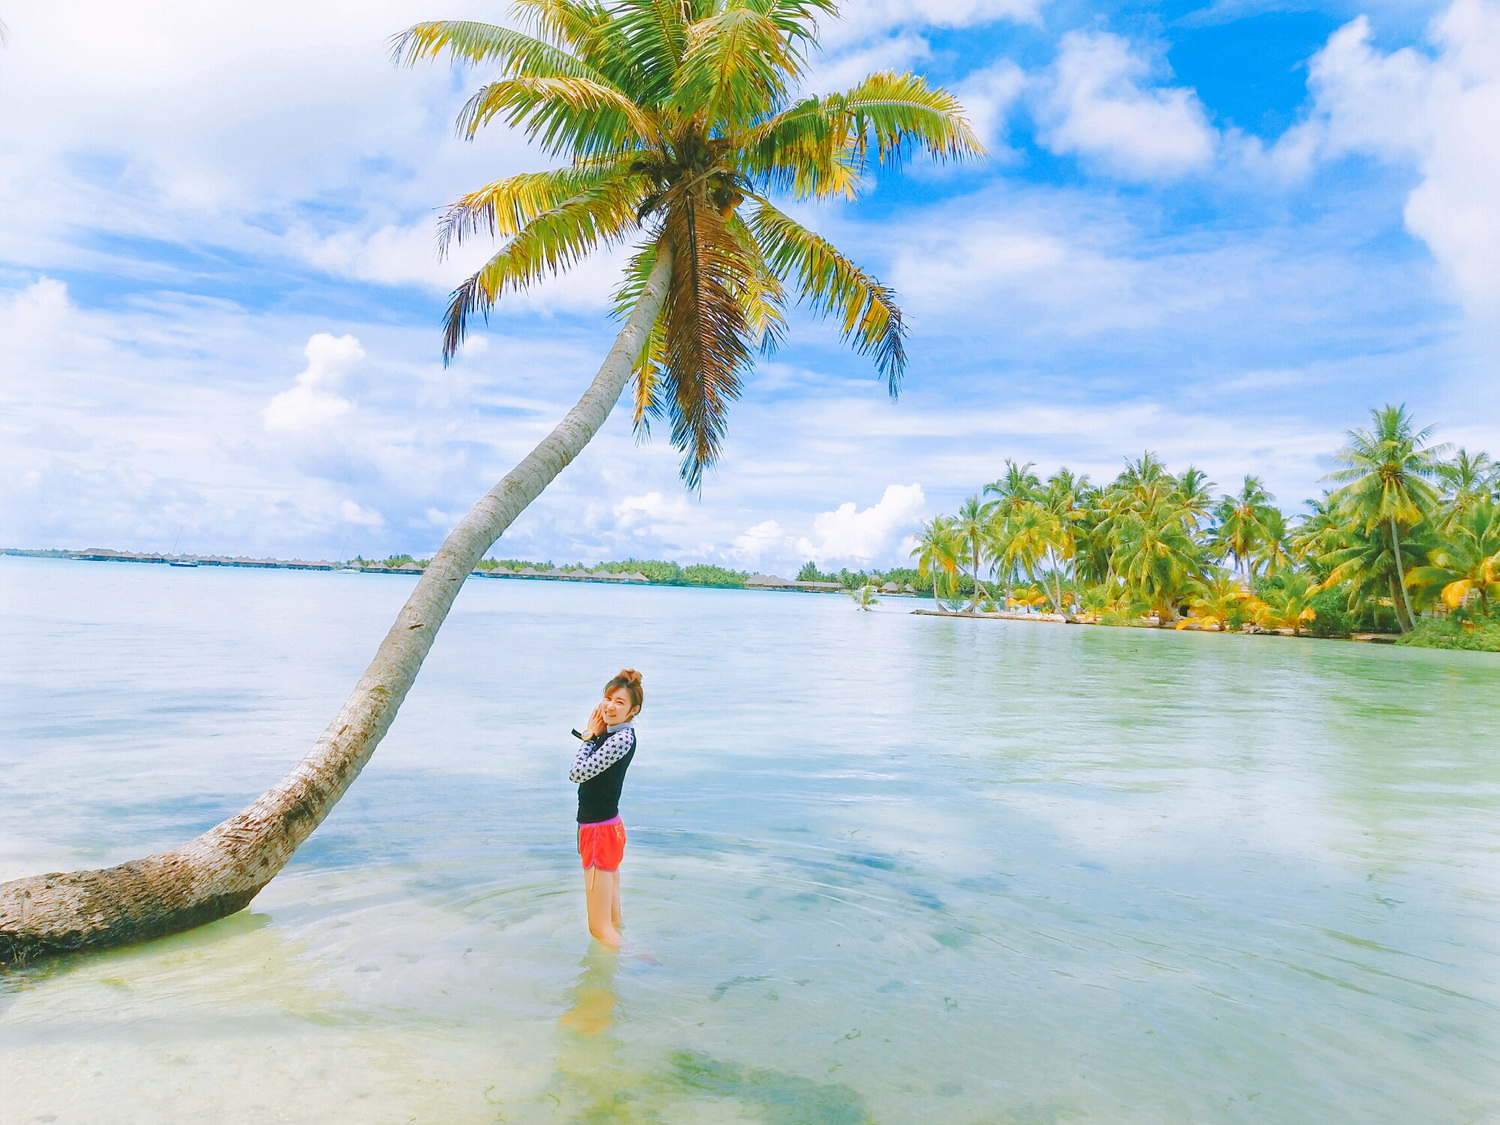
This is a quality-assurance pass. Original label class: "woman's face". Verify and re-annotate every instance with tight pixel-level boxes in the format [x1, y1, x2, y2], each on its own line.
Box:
[600, 686, 637, 727]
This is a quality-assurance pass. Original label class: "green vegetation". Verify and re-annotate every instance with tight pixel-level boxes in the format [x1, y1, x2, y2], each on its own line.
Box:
[680, 564, 747, 588]
[798, 561, 924, 590]
[1396, 610, 1500, 651]
[402, 555, 751, 588]
[917, 405, 1500, 650]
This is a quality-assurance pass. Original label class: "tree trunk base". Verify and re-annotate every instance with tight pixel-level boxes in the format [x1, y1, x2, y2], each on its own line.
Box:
[1, 859, 266, 968]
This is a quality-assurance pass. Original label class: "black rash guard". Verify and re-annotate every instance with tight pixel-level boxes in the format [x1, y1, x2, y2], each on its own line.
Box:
[570, 721, 636, 824]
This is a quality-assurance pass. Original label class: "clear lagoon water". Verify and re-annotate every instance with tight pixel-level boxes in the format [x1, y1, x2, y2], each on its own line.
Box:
[2, 554, 1499, 1124]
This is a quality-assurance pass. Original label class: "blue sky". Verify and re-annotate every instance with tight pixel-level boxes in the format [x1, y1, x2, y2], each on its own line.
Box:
[2, 0, 1497, 572]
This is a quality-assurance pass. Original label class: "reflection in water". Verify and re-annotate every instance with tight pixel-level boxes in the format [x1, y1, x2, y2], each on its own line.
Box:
[558, 949, 620, 1037]
[543, 950, 877, 1123]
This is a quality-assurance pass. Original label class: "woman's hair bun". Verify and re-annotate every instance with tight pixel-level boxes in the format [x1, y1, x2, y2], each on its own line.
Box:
[606, 668, 644, 711]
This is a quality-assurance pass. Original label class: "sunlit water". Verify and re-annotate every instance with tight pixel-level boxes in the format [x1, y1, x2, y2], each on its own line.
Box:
[2, 555, 1499, 1125]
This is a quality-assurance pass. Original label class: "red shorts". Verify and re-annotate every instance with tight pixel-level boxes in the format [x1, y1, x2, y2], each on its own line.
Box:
[578, 817, 626, 871]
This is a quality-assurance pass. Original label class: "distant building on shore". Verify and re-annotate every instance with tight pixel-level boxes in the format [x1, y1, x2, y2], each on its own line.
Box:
[746, 574, 845, 593]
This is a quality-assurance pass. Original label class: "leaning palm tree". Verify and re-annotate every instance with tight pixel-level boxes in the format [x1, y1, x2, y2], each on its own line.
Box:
[0, 0, 980, 964]
[1326, 405, 1448, 632]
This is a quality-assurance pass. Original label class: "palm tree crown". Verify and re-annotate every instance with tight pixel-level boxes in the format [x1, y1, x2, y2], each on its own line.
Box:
[1326, 403, 1450, 629]
[396, 0, 981, 485]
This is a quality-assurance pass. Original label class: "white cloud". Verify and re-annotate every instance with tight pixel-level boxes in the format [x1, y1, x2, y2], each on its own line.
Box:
[262, 334, 363, 432]
[728, 519, 786, 567]
[828, 0, 1041, 46]
[0, 0, 530, 280]
[1305, 1, 1500, 326]
[1037, 31, 1217, 180]
[795, 484, 927, 565]
[612, 491, 693, 531]
[954, 60, 1029, 151]
[340, 499, 385, 527]
[805, 0, 1039, 94]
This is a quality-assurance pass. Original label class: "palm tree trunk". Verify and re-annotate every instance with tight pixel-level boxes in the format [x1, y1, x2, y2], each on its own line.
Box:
[1388, 516, 1416, 632]
[0, 250, 675, 966]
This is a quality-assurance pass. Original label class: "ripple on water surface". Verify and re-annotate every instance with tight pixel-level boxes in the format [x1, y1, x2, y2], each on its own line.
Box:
[2, 555, 1500, 1124]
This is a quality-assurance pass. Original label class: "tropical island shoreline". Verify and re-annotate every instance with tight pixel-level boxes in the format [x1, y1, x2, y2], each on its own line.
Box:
[4, 546, 1444, 648]
[0, 546, 911, 597]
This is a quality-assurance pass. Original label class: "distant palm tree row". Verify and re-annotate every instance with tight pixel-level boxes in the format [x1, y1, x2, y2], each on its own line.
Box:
[911, 405, 1500, 647]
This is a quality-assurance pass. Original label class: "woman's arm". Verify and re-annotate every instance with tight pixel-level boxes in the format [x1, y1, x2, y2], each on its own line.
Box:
[569, 729, 632, 783]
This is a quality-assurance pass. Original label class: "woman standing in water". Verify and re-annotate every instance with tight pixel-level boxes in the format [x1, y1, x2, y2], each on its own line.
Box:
[569, 669, 642, 948]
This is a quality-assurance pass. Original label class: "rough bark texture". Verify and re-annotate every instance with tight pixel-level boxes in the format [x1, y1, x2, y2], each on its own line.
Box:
[0, 249, 674, 968]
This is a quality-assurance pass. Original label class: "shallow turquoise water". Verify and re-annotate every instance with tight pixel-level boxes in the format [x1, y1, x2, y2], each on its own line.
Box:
[2, 554, 1498, 1124]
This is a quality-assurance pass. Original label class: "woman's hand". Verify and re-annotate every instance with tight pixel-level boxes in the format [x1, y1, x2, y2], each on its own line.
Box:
[582, 704, 606, 738]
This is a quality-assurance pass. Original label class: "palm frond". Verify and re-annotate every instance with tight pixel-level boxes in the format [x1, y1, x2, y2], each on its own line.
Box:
[613, 0, 693, 104]
[509, 0, 611, 52]
[611, 243, 669, 435]
[725, 213, 788, 352]
[391, 20, 603, 82]
[442, 175, 643, 360]
[673, 3, 797, 129]
[660, 189, 757, 488]
[744, 71, 983, 195]
[748, 198, 905, 393]
[834, 71, 985, 164]
[437, 164, 640, 258]
[457, 76, 656, 155]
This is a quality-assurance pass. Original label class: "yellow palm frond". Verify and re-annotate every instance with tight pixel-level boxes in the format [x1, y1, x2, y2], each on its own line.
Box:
[724, 214, 788, 352]
[748, 198, 904, 391]
[744, 71, 984, 196]
[1442, 578, 1475, 609]
[443, 175, 643, 359]
[437, 164, 641, 257]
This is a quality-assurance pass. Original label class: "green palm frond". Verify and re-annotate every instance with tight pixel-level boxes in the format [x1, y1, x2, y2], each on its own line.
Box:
[511, 0, 614, 53]
[673, 3, 799, 128]
[391, 20, 604, 82]
[613, 0, 693, 102]
[749, 198, 905, 392]
[457, 76, 657, 154]
[611, 243, 669, 433]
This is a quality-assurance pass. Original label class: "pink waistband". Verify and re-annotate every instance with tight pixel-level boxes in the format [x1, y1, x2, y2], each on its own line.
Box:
[579, 815, 623, 828]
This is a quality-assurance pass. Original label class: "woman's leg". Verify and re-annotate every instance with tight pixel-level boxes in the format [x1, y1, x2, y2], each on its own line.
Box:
[610, 868, 622, 929]
[583, 866, 622, 948]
